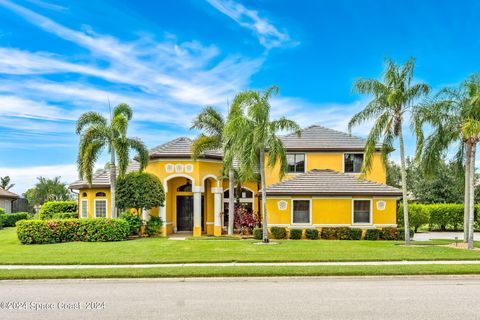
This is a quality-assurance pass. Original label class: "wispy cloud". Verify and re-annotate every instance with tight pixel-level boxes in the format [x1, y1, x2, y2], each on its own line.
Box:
[206, 0, 297, 49]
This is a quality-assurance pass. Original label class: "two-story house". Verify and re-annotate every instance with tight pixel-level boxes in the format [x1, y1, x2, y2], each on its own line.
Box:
[69, 125, 402, 236]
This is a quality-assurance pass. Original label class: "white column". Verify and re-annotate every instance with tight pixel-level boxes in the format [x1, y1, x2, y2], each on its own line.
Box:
[212, 187, 223, 236]
[142, 209, 150, 221]
[193, 186, 203, 237]
[159, 201, 167, 235]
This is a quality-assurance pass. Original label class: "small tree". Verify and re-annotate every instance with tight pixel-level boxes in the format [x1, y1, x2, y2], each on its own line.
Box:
[116, 172, 165, 218]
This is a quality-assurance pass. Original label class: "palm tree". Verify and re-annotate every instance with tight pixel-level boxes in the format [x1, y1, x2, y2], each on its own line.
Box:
[0, 176, 14, 190]
[224, 86, 301, 243]
[23, 176, 71, 206]
[348, 58, 430, 245]
[414, 74, 480, 249]
[190, 106, 237, 235]
[76, 103, 149, 217]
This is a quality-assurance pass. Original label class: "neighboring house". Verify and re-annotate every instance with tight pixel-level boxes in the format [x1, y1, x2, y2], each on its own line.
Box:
[69, 125, 402, 236]
[0, 188, 19, 214]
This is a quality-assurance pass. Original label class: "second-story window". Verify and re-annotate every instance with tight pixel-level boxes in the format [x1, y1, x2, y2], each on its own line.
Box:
[287, 153, 305, 173]
[344, 153, 363, 173]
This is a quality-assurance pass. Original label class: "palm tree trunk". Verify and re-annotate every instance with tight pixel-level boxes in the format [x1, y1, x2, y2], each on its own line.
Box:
[398, 125, 411, 245]
[464, 142, 471, 243]
[110, 150, 117, 218]
[228, 168, 234, 235]
[468, 142, 476, 250]
[260, 148, 269, 243]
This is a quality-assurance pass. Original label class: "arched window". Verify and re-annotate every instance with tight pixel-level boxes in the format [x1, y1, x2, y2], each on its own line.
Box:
[223, 187, 254, 214]
[177, 181, 192, 192]
[224, 187, 253, 199]
[95, 192, 106, 197]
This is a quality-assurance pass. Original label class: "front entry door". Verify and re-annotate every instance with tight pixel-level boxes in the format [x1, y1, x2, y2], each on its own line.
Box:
[177, 196, 193, 231]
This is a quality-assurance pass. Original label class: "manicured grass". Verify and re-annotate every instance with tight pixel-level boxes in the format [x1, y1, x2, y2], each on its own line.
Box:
[3, 264, 480, 279]
[2, 228, 480, 265]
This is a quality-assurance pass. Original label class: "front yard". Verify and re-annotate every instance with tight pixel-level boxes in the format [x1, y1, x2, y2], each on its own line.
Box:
[1, 228, 480, 265]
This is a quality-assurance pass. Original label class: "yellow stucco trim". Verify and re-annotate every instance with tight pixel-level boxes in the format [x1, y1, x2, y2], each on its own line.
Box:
[214, 226, 222, 236]
[193, 226, 202, 237]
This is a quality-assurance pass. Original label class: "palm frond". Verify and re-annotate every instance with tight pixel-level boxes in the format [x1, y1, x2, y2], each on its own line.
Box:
[113, 103, 133, 121]
[76, 112, 106, 134]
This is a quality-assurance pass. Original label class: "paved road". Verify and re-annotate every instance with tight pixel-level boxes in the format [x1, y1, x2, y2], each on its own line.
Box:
[1, 277, 480, 319]
[413, 232, 480, 241]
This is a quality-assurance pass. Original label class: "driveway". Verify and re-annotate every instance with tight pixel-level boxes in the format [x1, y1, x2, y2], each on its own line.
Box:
[1, 277, 480, 319]
[413, 231, 480, 241]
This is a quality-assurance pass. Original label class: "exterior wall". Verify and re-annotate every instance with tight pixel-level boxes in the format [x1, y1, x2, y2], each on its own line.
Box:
[78, 188, 111, 218]
[265, 152, 386, 186]
[265, 196, 397, 228]
[0, 197, 13, 213]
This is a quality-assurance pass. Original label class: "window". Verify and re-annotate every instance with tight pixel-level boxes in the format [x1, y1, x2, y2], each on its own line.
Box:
[177, 181, 192, 192]
[81, 200, 88, 218]
[344, 153, 363, 173]
[287, 153, 305, 173]
[95, 192, 106, 197]
[292, 200, 310, 224]
[95, 200, 107, 218]
[353, 200, 371, 224]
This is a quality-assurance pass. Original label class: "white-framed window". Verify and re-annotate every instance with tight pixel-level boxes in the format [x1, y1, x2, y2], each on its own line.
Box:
[287, 153, 305, 173]
[94, 200, 107, 218]
[223, 187, 254, 213]
[81, 199, 88, 218]
[352, 199, 372, 224]
[344, 153, 364, 173]
[292, 199, 311, 224]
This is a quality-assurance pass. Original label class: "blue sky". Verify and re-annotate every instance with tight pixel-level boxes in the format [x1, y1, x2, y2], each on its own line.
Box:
[0, 0, 479, 193]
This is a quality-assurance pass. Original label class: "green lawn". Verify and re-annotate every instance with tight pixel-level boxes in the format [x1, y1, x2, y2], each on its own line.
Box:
[1, 227, 480, 265]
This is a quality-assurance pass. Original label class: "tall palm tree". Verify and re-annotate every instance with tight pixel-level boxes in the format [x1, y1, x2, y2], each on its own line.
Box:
[414, 74, 480, 249]
[0, 176, 14, 190]
[76, 103, 149, 217]
[348, 58, 430, 245]
[224, 86, 301, 243]
[191, 106, 240, 235]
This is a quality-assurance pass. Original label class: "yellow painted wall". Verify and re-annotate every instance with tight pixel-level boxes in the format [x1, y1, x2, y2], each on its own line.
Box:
[265, 197, 397, 226]
[78, 188, 111, 218]
[265, 152, 386, 186]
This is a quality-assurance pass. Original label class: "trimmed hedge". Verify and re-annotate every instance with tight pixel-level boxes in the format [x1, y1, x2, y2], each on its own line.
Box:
[305, 229, 319, 240]
[253, 228, 263, 240]
[145, 216, 163, 236]
[16, 218, 129, 244]
[0, 208, 5, 215]
[37, 201, 77, 220]
[119, 212, 143, 235]
[365, 228, 380, 240]
[0, 212, 31, 227]
[320, 227, 338, 240]
[52, 212, 78, 219]
[289, 229, 303, 240]
[270, 227, 287, 239]
[322, 227, 363, 240]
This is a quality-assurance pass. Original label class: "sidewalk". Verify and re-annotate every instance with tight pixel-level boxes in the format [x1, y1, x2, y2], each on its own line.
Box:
[413, 232, 480, 241]
[1, 260, 480, 269]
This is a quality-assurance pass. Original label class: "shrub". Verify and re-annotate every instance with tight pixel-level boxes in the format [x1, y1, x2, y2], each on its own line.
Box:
[365, 228, 380, 240]
[16, 218, 129, 244]
[428, 203, 464, 231]
[270, 227, 287, 239]
[398, 228, 415, 241]
[145, 216, 163, 236]
[37, 201, 77, 220]
[119, 212, 143, 235]
[253, 228, 263, 240]
[305, 229, 319, 240]
[0, 212, 31, 227]
[398, 203, 430, 232]
[336, 227, 352, 240]
[379, 227, 399, 240]
[349, 228, 363, 240]
[234, 206, 259, 233]
[289, 228, 303, 240]
[0, 208, 4, 215]
[320, 227, 338, 240]
[52, 212, 78, 219]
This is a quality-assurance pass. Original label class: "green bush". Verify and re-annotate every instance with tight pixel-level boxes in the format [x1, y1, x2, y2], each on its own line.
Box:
[145, 216, 163, 236]
[398, 203, 430, 232]
[253, 228, 263, 240]
[336, 227, 352, 240]
[0, 208, 5, 215]
[16, 218, 130, 244]
[119, 212, 143, 235]
[379, 227, 399, 240]
[320, 227, 338, 240]
[305, 229, 319, 240]
[270, 227, 287, 239]
[349, 228, 363, 240]
[365, 229, 380, 240]
[428, 203, 464, 231]
[52, 212, 78, 219]
[289, 228, 303, 240]
[37, 201, 77, 220]
[0, 212, 31, 227]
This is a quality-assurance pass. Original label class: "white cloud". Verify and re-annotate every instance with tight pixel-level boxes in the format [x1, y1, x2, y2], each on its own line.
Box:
[206, 0, 297, 49]
[0, 164, 78, 195]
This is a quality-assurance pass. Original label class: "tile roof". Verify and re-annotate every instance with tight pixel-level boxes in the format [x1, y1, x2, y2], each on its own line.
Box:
[69, 162, 140, 189]
[149, 137, 222, 159]
[280, 125, 379, 151]
[0, 188, 19, 198]
[263, 169, 402, 197]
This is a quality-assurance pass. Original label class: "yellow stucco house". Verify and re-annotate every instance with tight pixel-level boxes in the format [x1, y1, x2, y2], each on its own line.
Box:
[69, 125, 402, 237]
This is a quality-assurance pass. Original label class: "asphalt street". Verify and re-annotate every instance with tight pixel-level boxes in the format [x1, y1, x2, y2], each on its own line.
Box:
[1, 276, 480, 319]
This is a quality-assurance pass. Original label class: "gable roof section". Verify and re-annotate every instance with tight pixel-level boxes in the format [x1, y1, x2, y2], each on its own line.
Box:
[149, 137, 222, 159]
[263, 169, 402, 197]
[0, 188, 19, 199]
[69, 162, 140, 190]
[280, 125, 379, 151]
